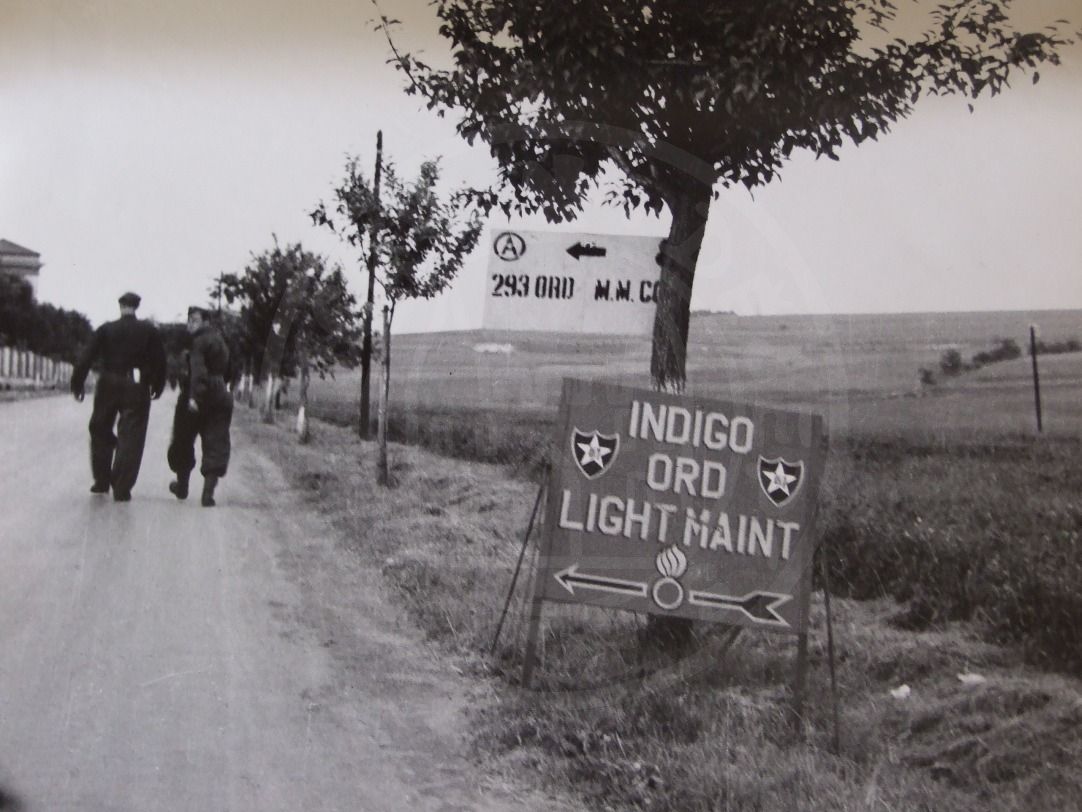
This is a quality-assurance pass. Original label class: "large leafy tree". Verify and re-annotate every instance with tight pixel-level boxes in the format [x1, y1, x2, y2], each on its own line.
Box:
[311, 155, 482, 440]
[384, 0, 1072, 389]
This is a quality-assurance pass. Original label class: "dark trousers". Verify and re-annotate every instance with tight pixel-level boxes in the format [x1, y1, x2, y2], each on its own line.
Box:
[88, 375, 151, 494]
[168, 392, 233, 479]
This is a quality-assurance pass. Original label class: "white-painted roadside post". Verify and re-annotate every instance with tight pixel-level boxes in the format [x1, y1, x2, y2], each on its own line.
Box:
[297, 346, 310, 444]
[263, 374, 277, 424]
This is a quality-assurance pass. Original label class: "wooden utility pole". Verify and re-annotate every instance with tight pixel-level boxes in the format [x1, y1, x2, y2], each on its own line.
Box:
[359, 130, 383, 438]
[1030, 324, 1043, 433]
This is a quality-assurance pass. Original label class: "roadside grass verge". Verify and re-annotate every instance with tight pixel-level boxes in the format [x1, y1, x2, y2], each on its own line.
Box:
[819, 436, 1082, 675]
[309, 399, 1082, 676]
[244, 410, 1082, 812]
[309, 399, 554, 477]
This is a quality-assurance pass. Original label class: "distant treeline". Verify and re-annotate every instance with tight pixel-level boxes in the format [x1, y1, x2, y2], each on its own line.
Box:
[929, 334, 1081, 383]
[0, 272, 93, 364]
[1035, 337, 1082, 355]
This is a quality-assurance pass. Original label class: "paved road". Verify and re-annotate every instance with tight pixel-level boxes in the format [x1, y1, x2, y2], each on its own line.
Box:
[0, 394, 573, 812]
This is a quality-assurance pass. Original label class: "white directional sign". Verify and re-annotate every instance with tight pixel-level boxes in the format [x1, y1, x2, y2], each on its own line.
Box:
[483, 229, 661, 335]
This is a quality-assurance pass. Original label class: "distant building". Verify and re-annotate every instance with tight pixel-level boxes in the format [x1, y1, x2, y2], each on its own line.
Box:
[0, 239, 43, 298]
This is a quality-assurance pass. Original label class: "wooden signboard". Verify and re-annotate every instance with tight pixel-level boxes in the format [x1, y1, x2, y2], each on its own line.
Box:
[533, 378, 827, 633]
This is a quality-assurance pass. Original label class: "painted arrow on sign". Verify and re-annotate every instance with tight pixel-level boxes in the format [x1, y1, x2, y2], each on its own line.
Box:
[566, 241, 607, 260]
[688, 590, 792, 627]
[554, 564, 648, 598]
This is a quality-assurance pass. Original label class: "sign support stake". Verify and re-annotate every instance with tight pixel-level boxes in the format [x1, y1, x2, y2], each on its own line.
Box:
[789, 559, 815, 736]
[491, 480, 547, 656]
[521, 577, 545, 689]
[790, 631, 810, 735]
[522, 473, 553, 690]
[714, 625, 742, 662]
[789, 433, 836, 742]
[820, 542, 842, 755]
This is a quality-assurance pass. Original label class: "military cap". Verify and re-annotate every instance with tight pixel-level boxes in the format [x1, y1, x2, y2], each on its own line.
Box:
[187, 305, 210, 318]
[118, 292, 141, 308]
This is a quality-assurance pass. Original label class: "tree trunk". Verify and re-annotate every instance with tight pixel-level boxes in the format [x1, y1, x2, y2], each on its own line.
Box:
[360, 313, 373, 437]
[646, 181, 713, 651]
[377, 306, 391, 486]
[262, 374, 277, 424]
[297, 347, 310, 444]
[246, 361, 255, 408]
[650, 182, 713, 391]
[359, 130, 383, 439]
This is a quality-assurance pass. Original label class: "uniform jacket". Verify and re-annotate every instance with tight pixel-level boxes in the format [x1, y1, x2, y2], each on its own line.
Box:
[72, 314, 166, 396]
[188, 325, 231, 408]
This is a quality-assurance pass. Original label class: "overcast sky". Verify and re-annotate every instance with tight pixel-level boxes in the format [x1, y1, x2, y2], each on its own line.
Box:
[2, 0, 1080, 330]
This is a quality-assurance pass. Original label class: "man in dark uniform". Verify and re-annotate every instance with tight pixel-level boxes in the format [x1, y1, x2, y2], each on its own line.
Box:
[71, 292, 166, 501]
[167, 306, 233, 507]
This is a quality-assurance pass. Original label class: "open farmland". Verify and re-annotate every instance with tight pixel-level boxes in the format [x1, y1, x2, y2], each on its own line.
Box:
[263, 309, 1082, 811]
[296, 307, 1082, 678]
[250, 406, 1082, 812]
[307, 309, 1082, 440]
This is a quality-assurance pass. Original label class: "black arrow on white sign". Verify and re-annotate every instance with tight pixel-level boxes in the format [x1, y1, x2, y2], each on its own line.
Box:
[554, 564, 648, 598]
[566, 242, 607, 261]
[688, 589, 792, 627]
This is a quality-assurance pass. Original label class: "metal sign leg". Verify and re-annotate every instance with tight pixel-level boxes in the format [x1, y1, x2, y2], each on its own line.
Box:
[521, 593, 545, 689]
[821, 543, 842, 754]
[490, 481, 546, 656]
[789, 567, 814, 736]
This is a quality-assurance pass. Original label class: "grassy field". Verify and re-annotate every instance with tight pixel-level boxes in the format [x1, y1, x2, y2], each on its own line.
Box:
[247, 412, 1082, 812]
[306, 309, 1082, 439]
[267, 309, 1082, 809]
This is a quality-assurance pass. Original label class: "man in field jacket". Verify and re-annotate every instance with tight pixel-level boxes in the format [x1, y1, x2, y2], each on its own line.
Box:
[71, 291, 166, 501]
[167, 306, 233, 506]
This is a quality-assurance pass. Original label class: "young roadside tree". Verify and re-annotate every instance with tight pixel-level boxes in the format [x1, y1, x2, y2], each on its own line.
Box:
[363, 159, 482, 483]
[310, 134, 385, 438]
[311, 155, 482, 461]
[382, 0, 1072, 390]
[219, 239, 362, 427]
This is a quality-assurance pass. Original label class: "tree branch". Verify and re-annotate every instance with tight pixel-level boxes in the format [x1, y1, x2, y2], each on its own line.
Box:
[370, 0, 425, 97]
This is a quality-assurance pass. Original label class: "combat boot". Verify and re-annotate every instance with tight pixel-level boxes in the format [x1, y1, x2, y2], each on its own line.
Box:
[169, 471, 190, 500]
[201, 475, 219, 507]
